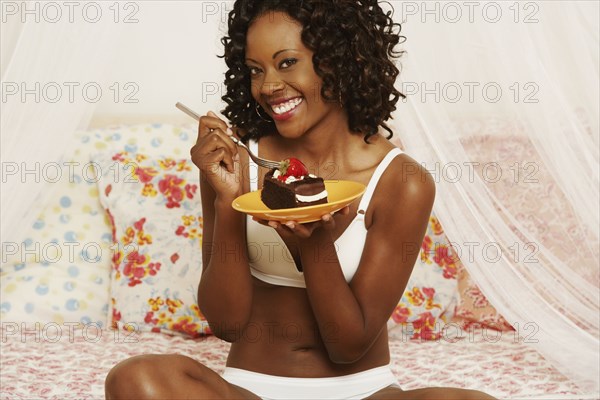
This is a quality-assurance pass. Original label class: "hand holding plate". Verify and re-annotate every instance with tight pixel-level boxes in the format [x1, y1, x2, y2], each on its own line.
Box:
[252, 206, 350, 239]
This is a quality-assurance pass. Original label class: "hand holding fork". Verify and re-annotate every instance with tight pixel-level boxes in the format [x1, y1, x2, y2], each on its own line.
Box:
[176, 102, 279, 169]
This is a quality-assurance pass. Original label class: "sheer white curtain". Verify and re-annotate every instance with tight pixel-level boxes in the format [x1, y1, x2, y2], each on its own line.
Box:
[1, 3, 122, 244]
[1, 0, 598, 396]
[392, 1, 599, 394]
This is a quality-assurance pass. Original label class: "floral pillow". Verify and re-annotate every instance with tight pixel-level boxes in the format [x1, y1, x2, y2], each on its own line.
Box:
[96, 151, 210, 338]
[387, 215, 460, 340]
[96, 148, 461, 340]
[450, 262, 513, 332]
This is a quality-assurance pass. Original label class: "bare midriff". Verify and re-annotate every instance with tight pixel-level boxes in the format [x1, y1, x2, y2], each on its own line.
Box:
[225, 277, 391, 378]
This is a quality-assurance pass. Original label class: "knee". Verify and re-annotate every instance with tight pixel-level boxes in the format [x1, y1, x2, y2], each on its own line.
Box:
[455, 389, 497, 400]
[420, 388, 496, 400]
[105, 354, 171, 399]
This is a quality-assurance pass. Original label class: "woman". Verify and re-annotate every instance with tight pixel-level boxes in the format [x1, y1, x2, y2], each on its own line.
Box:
[105, 1, 496, 399]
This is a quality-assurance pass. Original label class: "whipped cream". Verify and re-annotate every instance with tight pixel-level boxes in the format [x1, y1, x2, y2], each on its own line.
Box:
[296, 190, 328, 203]
[284, 175, 306, 184]
[272, 170, 319, 186]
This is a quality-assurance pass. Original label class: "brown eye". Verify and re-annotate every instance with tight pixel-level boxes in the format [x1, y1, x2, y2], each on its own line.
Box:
[248, 66, 262, 77]
[279, 58, 297, 69]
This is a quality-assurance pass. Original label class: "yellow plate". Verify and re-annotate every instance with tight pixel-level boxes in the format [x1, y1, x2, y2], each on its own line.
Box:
[231, 180, 366, 223]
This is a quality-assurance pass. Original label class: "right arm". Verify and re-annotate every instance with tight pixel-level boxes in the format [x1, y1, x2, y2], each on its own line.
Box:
[191, 112, 253, 342]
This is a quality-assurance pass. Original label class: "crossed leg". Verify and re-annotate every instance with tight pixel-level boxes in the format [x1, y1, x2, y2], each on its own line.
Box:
[105, 354, 260, 399]
[105, 355, 497, 400]
[365, 384, 498, 400]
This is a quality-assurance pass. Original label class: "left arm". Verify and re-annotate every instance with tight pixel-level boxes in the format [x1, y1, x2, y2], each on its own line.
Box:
[298, 159, 435, 363]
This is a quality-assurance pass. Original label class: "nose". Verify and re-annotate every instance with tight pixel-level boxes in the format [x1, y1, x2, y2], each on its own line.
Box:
[258, 69, 285, 97]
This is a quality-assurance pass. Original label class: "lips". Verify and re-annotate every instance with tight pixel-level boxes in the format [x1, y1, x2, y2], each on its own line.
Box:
[267, 97, 304, 121]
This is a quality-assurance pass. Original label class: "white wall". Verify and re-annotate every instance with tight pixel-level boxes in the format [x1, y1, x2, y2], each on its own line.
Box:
[91, 1, 234, 127]
[90, 1, 599, 128]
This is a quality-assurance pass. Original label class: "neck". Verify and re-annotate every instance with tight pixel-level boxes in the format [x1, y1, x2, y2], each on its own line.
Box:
[291, 111, 357, 166]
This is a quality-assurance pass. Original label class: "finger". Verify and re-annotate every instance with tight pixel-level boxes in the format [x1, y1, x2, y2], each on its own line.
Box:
[319, 213, 337, 231]
[198, 117, 231, 141]
[252, 216, 270, 226]
[270, 221, 300, 237]
[208, 111, 232, 136]
[203, 130, 238, 161]
[331, 206, 350, 216]
[192, 133, 235, 169]
[207, 111, 232, 132]
[214, 147, 236, 174]
[198, 147, 235, 175]
[283, 221, 312, 238]
[268, 221, 281, 229]
[193, 128, 238, 172]
[203, 111, 229, 132]
[284, 221, 296, 230]
[198, 112, 232, 140]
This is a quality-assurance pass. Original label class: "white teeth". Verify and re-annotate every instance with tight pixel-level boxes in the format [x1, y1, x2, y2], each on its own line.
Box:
[272, 98, 303, 115]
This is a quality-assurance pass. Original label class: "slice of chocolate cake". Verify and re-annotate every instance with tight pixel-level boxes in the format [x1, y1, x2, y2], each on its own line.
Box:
[261, 170, 328, 209]
[260, 158, 328, 209]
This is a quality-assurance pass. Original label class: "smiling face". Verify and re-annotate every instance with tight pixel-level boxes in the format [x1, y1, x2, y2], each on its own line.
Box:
[245, 11, 344, 139]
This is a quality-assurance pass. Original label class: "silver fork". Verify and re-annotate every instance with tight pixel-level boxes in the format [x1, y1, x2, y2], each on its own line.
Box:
[176, 102, 280, 169]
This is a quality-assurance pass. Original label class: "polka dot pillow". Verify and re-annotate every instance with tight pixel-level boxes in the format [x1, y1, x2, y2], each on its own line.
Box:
[0, 123, 199, 329]
[95, 151, 211, 338]
[0, 138, 113, 327]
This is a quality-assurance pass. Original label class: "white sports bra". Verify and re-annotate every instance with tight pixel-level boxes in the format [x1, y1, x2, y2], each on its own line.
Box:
[246, 140, 403, 288]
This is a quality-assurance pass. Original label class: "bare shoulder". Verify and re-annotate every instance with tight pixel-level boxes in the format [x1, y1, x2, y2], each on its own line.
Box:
[359, 146, 436, 251]
[392, 151, 435, 203]
[375, 146, 436, 215]
[363, 133, 435, 203]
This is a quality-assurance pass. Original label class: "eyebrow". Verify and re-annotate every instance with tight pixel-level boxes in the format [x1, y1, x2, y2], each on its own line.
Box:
[246, 49, 295, 63]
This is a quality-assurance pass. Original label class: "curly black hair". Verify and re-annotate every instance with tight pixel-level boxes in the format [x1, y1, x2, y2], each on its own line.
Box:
[219, 0, 405, 143]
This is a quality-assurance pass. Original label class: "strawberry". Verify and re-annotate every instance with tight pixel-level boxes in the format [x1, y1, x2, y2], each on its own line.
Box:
[278, 157, 308, 181]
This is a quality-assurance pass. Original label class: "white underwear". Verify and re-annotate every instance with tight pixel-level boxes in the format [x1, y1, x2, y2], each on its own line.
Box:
[221, 364, 399, 400]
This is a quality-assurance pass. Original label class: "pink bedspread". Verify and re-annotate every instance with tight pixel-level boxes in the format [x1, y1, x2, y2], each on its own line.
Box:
[0, 328, 585, 399]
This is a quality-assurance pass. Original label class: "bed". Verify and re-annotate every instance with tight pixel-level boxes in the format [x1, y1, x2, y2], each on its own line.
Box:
[0, 122, 593, 399]
[0, 326, 584, 398]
